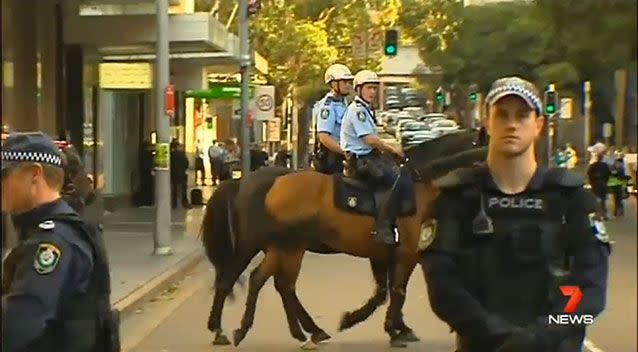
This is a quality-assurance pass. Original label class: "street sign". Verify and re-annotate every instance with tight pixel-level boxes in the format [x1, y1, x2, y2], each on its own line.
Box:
[603, 123, 613, 138]
[368, 29, 383, 59]
[251, 85, 276, 121]
[265, 118, 281, 142]
[352, 31, 368, 61]
[165, 84, 175, 118]
[560, 98, 573, 119]
[154, 143, 170, 170]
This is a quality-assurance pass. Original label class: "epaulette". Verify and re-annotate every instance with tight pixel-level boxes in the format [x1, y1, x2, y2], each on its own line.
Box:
[543, 168, 585, 188]
[433, 166, 483, 189]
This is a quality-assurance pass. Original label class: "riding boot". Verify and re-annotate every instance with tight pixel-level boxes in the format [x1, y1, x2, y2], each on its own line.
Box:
[372, 188, 398, 245]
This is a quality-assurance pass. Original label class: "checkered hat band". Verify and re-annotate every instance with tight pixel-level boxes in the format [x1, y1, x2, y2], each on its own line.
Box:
[485, 84, 542, 113]
[2, 151, 62, 167]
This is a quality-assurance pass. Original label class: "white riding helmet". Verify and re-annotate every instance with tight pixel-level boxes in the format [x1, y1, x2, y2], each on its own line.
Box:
[353, 70, 380, 88]
[324, 64, 354, 84]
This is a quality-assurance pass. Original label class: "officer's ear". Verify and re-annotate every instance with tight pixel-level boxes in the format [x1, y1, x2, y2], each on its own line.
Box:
[534, 113, 545, 138]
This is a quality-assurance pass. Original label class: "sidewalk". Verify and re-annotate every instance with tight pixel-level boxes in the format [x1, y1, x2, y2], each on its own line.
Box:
[104, 184, 216, 315]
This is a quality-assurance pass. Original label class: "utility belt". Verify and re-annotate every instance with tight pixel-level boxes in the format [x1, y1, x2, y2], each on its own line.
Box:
[313, 143, 344, 174]
[345, 150, 387, 182]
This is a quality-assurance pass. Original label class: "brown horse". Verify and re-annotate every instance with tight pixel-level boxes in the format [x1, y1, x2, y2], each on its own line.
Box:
[201, 131, 487, 348]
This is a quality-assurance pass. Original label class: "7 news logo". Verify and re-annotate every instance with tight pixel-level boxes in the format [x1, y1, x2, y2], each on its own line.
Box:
[547, 286, 594, 325]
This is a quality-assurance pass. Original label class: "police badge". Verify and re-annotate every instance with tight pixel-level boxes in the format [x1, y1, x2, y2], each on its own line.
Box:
[320, 109, 330, 120]
[357, 111, 367, 122]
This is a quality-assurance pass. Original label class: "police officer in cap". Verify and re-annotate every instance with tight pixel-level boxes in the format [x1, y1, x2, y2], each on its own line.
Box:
[341, 70, 405, 244]
[420, 77, 610, 352]
[2, 132, 119, 352]
[312, 63, 354, 174]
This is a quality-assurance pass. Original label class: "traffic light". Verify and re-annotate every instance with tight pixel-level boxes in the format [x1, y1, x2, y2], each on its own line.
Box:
[384, 29, 398, 56]
[544, 87, 558, 115]
[469, 92, 477, 102]
[468, 83, 478, 103]
[436, 89, 445, 104]
[205, 117, 213, 129]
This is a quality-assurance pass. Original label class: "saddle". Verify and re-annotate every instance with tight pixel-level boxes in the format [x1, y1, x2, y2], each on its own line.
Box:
[332, 173, 417, 218]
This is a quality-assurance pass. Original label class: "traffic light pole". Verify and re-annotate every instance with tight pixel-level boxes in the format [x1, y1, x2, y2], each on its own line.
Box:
[239, 0, 251, 176]
[153, 0, 172, 256]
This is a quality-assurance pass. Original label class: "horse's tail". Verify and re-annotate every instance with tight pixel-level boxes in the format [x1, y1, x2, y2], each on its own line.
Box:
[200, 179, 241, 285]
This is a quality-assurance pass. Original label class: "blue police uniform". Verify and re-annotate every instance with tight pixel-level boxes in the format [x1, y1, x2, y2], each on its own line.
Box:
[313, 92, 348, 174]
[1, 132, 119, 352]
[420, 166, 610, 352]
[341, 95, 401, 244]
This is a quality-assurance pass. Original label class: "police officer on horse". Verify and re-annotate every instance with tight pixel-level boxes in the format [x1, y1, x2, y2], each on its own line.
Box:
[312, 63, 354, 174]
[340, 70, 405, 245]
[420, 77, 610, 352]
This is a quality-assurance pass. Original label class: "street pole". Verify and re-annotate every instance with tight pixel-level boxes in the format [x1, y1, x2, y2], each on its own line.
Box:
[153, 0, 172, 256]
[239, 0, 251, 176]
[583, 81, 591, 149]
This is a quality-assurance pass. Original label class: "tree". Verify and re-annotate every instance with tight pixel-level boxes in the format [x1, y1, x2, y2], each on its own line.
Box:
[249, 0, 337, 105]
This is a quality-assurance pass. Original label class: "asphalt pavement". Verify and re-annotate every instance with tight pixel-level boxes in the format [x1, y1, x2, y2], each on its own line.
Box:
[121, 199, 636, 352]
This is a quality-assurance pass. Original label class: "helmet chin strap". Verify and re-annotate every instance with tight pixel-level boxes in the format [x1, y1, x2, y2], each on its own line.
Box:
[355, 86, 372, 104]
[331, 81, 345, 97]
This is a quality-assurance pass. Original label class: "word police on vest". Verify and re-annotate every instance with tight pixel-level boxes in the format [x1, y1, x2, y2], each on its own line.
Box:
[488, 197, 544, 210]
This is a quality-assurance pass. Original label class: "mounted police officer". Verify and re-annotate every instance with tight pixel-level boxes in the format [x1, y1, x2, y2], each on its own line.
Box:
[312, 63, 354, 174]
[341, 70, 405, 245]
[420, 77, 610, 352]
[2, 132, 120, 352]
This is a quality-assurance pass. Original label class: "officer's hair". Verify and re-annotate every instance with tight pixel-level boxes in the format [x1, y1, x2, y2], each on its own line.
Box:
[18, 162, 65, 190]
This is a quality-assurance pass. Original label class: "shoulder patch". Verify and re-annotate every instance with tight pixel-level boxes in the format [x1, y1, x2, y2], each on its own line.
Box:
[418, 219, 437, 251]
[588, 213, 610, 243]
[357, 111, 367, 122]
[34, 243, 61, 274]
[38, 220, 55, 230]
[320, 109, 330, 120]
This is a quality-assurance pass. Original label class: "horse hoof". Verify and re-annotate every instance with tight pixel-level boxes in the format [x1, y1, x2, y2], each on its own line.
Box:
[397, 330, 420, 342]
[212, 332, 231, 346]
[311, 330, 331, 344]
[232, 329, 246, 347]
[300, 339, 319, 350]
[390, 337, 408, 348]
[338, 312, 355, 331]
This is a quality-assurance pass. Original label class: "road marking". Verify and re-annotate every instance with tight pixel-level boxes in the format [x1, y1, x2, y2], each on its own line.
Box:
[584, 339, 605, 352]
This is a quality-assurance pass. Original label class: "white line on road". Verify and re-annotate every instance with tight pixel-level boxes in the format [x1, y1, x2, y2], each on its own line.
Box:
[584, 339, 605, 352]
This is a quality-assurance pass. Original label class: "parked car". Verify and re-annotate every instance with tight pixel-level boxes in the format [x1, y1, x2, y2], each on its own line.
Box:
[429, 119, 460, 134]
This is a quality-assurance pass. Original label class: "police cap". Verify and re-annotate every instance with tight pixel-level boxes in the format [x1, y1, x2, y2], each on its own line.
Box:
[485, 76, 543, 116]
[1, 132, 63, 172]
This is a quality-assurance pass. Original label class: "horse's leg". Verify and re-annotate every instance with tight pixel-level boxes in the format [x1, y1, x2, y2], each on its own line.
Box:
[388, 259, 419, 343]
[273, 249, 327, 348]
[384, 256, 417, 348]
[208, 249, 258, 345]
[274, 249, 331, 345]
[232, 250, 285, 347]
[339, 258, 389, 331]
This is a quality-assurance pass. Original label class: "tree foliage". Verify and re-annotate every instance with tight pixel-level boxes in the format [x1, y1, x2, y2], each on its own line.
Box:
[409, 0, 637, 94]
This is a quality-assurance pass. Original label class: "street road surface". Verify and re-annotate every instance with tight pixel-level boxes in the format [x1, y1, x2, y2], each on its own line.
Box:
[122, 200, 636, 352]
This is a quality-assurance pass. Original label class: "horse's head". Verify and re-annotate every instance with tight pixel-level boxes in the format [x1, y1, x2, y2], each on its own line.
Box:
[403, 130, 487, 182]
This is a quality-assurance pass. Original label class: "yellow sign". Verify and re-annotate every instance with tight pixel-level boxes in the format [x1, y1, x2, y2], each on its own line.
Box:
[99, 63, 153, 89]
[154, 143, 170, 170]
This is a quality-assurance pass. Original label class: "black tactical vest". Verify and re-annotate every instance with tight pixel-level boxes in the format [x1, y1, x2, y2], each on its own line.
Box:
[6, 214, 119, 352]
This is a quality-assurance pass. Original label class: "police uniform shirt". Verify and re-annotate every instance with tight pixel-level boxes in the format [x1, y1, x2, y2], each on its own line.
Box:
[2, 199, 94, 352]
[421, 166, 610, 348]
[315, 92, 348, 144]
[340, 95, 377, 156]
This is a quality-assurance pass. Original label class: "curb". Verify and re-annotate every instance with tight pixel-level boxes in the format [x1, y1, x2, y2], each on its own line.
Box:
[113, 250, 206, 318]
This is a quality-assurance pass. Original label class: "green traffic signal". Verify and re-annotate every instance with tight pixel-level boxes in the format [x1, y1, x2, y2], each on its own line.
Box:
[469, 92, 477, 102]
[545, 104, 556, 114]
[436, 93, 444, 103]
[384, 29, 398, 57]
